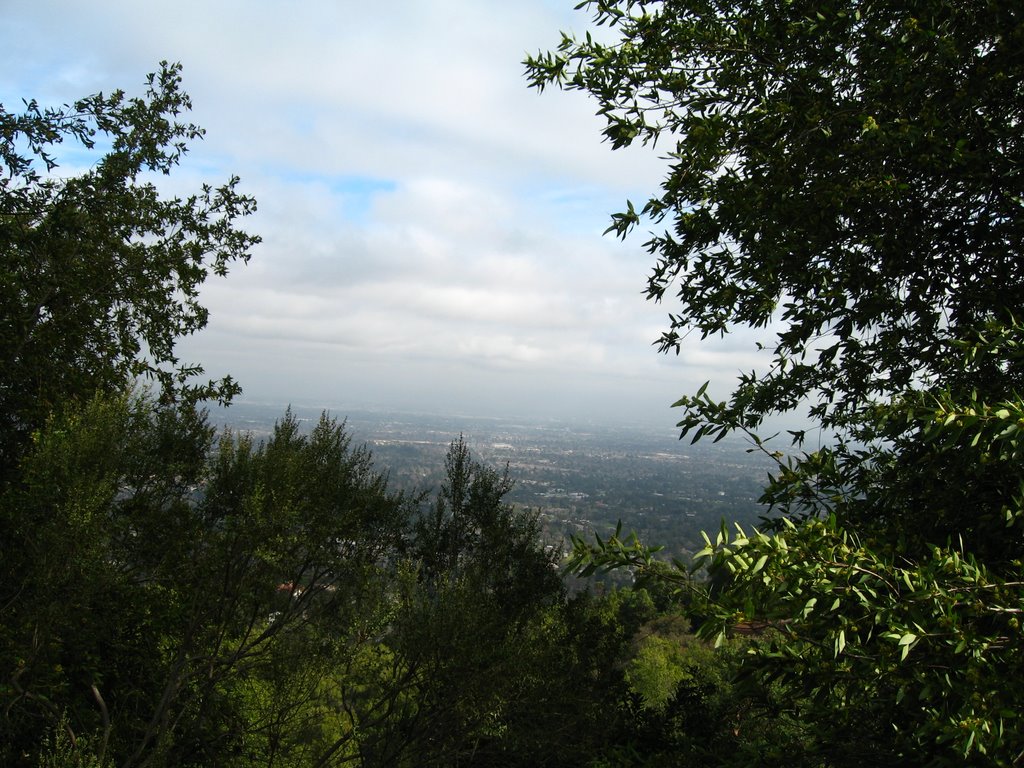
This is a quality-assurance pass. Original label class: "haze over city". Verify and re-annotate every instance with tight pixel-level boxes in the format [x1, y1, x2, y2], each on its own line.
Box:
[1, 1, 775, 427]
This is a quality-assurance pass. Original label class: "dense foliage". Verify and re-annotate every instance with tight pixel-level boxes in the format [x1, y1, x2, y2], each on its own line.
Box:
[4, 390, 748, 767]
[0, 62, 259, 472]
[12, 3, 1024, 762]
[527, 0, 1024, 436]
[527, 0, 1024, 764]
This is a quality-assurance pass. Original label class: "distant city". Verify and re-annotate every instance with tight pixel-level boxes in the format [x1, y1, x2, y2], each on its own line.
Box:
[211, 402, 783, 569]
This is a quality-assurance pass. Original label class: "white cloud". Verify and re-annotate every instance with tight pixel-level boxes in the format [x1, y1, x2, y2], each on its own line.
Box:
[0, 0, 775, 427]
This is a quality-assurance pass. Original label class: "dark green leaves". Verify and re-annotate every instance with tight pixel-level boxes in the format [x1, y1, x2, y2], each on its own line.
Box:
[691, 516, 1024, 762]
[526, 0, 1024, 435]
[0, 62, 259, 472]
[529, 1, 1024, 763]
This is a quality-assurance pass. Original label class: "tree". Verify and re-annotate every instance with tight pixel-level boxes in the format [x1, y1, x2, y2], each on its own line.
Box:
[0, 398, 416, 768]
[528, 1, 1024, 763]
[0, 62, 259, 471]
[350, 437, 565, 767]
[526, 0, 1023, 435]
[412, 436, 561, 614]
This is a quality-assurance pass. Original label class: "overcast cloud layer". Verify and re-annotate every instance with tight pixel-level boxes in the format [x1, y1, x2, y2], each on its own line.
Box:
[1, 0, 773, 427]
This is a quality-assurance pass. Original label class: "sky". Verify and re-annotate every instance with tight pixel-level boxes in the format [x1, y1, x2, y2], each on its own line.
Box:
[1, 0, 775, 428]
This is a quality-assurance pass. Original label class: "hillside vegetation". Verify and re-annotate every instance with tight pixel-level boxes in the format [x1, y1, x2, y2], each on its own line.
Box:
[4, 0, 1024, 763]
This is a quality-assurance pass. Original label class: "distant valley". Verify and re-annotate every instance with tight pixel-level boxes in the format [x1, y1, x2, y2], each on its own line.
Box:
[213, 402, 780, 566]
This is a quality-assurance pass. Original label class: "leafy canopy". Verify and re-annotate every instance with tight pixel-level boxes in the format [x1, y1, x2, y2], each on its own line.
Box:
[0, 62, 259, 467]
[526, 0, 1024, 436]
[528, 0, 1024, 763]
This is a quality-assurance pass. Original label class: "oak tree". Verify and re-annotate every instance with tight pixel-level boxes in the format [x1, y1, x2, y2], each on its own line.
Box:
[527, 0, 1023, 436]
[529, 0, 1024, 762]
[0, 62, 259, 471]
